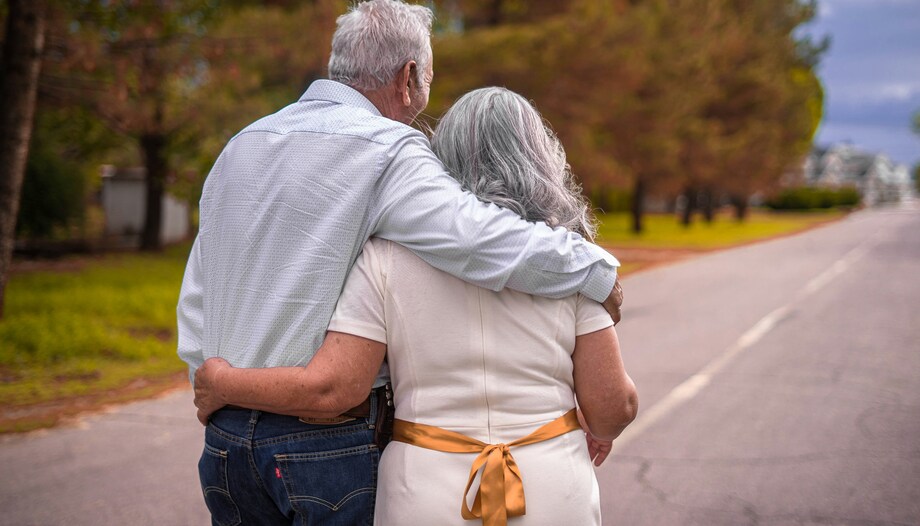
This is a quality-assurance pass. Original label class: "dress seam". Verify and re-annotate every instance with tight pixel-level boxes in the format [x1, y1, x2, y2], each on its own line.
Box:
[477, 288, 493, 443]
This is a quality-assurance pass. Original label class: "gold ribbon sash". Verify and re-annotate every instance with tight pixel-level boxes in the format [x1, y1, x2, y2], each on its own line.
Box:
[392, 408, 581, 526]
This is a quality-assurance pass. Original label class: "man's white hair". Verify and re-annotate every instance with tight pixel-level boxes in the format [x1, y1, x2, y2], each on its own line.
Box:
[328, 0, 434, 91]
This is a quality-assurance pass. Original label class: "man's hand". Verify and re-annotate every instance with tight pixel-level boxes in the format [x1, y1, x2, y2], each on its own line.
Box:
[602, 279, 623, 325]
[578, 408, 614, 466]
[194, 357, 233, 426]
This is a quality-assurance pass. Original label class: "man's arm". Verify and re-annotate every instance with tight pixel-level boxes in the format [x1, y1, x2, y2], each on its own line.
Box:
[177, 235, 206, 383]
[192, 237, 391, 423]
[193, 332, 386, 424]
[373, 134, 622, 316]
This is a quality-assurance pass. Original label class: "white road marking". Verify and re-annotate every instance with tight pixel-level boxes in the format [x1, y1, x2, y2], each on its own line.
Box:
[608, 234, 878, 451]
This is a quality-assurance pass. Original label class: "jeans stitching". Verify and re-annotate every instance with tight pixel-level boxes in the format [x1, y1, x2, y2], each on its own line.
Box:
[274, 445, 377, 517]
[207, 424, 248, 446]
[274, 444, 374, 461]
[251, 422, 371, 448]
[288, 487, 377, 510]
[200, 441, 242, 526]
[203, 442, 228, 458]
[205, 409, 378, 524]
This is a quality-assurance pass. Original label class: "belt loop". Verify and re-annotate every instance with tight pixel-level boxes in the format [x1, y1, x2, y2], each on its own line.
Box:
[247, 410, 260, 441]
[368, 387, 378, 427]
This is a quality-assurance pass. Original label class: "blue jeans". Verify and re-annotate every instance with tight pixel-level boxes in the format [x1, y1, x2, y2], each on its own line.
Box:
[198, 396, 380, 526]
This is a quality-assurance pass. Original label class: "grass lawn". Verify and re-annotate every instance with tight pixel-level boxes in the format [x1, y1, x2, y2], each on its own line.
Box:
[596, 209, 845, 249]
[0, 243, 193, 432]
[0, 207, 845, 432]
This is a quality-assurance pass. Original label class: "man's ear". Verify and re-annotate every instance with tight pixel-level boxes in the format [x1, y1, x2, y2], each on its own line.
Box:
[397, 61, 416, 107]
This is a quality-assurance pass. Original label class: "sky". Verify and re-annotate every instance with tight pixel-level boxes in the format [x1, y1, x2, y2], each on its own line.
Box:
[803, 0, 920, 169]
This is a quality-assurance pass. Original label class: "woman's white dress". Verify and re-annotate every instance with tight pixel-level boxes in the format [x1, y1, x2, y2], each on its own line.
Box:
[328, 238, 614, 525]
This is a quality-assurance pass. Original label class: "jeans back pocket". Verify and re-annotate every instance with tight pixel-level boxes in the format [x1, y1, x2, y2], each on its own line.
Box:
[199, 442, 242, 526]
[275, 444, 379, 526]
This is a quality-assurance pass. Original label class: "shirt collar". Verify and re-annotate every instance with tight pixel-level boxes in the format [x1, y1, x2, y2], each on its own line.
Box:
[299, 79, 382, 117]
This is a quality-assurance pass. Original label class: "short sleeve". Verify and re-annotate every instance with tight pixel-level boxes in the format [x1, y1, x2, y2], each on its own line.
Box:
[575, 293, 614, 336]
[327, 238, 389, 344]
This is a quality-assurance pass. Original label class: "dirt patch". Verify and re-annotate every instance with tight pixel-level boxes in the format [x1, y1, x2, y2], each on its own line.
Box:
[127, 327, 174, 342]
[52, 370, 103, 383]
[0, 366, 22, 384]
[602, 246, 703, 275]
[9, 257, 90, 275]
[0, 371, 189, 434]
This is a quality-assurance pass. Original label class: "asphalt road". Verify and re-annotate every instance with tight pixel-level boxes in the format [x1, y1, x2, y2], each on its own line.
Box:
[1, 202, 917, 525]
[599, 200, 920, 525]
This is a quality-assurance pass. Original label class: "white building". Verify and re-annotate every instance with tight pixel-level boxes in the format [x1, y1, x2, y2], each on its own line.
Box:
[100, 165, 190, 247]
[801, 144, 914, 205]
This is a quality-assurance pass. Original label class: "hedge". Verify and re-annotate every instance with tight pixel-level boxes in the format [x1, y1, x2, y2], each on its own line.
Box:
[765, 186, 860, 210]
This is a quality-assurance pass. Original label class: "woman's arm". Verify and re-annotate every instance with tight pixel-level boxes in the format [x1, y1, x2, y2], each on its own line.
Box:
[572, 326, 638, 464]
[193, 331, 386, 425]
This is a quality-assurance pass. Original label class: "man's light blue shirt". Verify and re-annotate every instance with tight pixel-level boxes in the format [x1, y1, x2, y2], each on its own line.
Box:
[177, 80, 618, 380]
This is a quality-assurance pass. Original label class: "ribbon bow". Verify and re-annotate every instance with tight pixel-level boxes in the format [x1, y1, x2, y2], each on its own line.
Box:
[392, 409, 581, 526]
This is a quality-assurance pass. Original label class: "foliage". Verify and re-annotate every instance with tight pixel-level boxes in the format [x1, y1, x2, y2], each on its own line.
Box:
[27, 0, 828, 242]
[588, 187, 632, 214]
[428, 0, 824, 232]
[17, 105, 131, 240]
[17, 139, 85, 240]
[764, 186, 860, 210]
[39, 0, 229, 249]
[0, 243, 191, 409]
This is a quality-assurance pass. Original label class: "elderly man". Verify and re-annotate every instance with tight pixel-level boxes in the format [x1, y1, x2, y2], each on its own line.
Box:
[177, 0, 622, 524]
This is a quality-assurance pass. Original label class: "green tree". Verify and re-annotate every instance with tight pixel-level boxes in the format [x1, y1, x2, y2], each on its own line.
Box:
[17, 104, 130, 240]
[429, 0, 686, 233]
[711, 0, 825, 222]
[40, 0, 221, 250]
[430, 0, 825, 231]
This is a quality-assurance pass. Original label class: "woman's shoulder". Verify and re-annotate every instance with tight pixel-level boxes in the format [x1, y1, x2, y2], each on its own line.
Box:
[361, 238, 424, 280]
[366, 237, 441, 268]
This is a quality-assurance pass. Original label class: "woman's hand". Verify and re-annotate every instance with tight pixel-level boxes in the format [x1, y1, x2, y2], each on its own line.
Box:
[194, 357, 233, 426]
[578, 408, 614, 466]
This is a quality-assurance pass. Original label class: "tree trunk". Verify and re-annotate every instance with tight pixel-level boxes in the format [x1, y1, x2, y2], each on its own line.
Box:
[701, 187, 715, 223]
[0, 0, 46, 318]
[631, 177, 645, 234]
[732, 194, 749, 222]
[140, 133, 167, 251]
[487, 0, 504, 26]
[680, 186, 696, 227]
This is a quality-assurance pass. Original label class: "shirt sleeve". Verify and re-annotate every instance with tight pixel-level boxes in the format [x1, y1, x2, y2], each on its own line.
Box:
[176, 235, 205, 384]
[372, 133, 619, 302]
[327, 238, 388, 344]
[575, 293, 615, 336]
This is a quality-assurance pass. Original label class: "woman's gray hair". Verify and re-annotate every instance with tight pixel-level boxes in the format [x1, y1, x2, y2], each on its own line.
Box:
[328, 0, 433, 91]
[432, 87, 597, 241]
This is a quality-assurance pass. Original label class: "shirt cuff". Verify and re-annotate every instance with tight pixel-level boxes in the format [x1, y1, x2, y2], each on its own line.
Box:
[580, 261, 618, 303]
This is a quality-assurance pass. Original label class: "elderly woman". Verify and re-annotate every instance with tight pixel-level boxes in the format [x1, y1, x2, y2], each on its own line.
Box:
[194, 88, 638, 525]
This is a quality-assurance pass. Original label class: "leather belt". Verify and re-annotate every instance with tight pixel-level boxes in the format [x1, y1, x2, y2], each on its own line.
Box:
[223, 386, 384, 425]
[298, 386, 379, 425]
